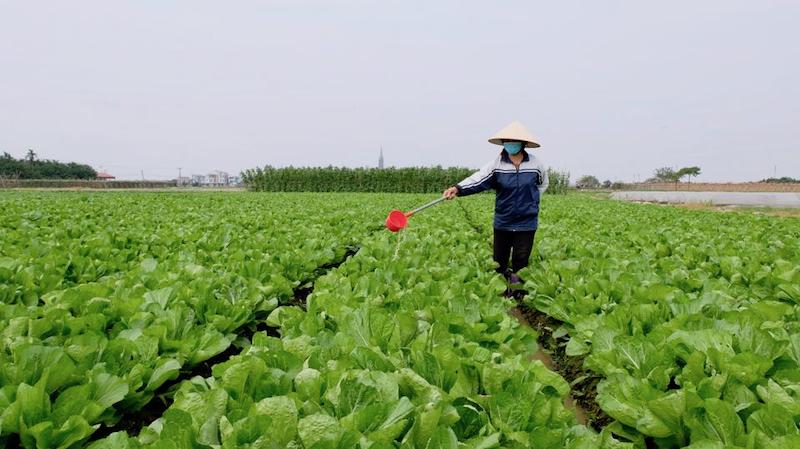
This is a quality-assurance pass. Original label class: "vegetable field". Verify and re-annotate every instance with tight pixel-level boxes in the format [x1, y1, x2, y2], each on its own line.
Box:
[1, 192, 798, 449]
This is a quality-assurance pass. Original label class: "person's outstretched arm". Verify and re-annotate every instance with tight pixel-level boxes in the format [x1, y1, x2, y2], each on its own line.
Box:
[443, 159, 497, 199]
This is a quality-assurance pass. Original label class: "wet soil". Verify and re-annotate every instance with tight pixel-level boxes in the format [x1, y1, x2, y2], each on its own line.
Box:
[507, 306, 589, 426]
[511, 301, 612, 431]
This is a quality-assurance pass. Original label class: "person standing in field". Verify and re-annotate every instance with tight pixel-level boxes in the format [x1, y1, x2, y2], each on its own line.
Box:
[443, 121, 548, 295]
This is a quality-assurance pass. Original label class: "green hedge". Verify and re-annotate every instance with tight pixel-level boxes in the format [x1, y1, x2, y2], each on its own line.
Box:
[241, 166, 475, 193]
[242, 166, 571, 194]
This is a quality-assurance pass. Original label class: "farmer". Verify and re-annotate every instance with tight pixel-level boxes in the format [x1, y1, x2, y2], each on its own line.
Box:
[443, 120, 548, 292]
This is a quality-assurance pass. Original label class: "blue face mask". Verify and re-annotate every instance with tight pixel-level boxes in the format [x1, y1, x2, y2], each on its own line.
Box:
[503, 141, 524, 155]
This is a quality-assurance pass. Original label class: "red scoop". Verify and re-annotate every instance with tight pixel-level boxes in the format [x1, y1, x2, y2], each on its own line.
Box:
[385, 210, 410, 232]
[384, 197, 446, 233]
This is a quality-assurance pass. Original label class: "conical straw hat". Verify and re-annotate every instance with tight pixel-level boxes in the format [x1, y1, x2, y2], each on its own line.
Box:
[488, 120, 540, 148]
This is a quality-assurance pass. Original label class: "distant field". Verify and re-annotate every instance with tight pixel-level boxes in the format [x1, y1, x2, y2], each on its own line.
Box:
[628, 182, 800, 192]
[0, 179, 178, 189]
[611, 191, 800, 209]
[1, 186, 245, 192]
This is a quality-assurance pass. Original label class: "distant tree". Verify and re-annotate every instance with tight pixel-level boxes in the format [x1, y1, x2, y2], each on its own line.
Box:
[677, 166, 701, 183]
[0, 152, 23, 178]
[761, 177, 799, 184]
[576, 175, 601, 189]
[611, 181, 626, 190]
[0, 151, 96, 179]
[652, 167, 682, 190]
[546, 168, 570, 195]
[653, 167, 680, 183]
[602, 180, 612, 189]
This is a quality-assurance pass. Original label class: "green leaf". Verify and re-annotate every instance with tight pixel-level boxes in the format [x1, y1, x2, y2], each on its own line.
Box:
[143, 287, 174, 309]
[645, 390, 687, 443]
[156, 409, 196, 449]
[28, 415, 97, 449]
[18, 380, 51, 429]
[254, 395, 298, 446]
[294, 367, 323, 402]
[745, 403, 798, 438]
[596, 374, 671, 437]
[298, 413, 341, 448]
[452, 397, 488, 440]
[685, 398, 745, 446]
[367, 397, 414, 443]
[146, 359, 182, 392]
[85, 431, 141, 449]
[13, 344, 78, 393]
[93, 372, 129, 409]
[427, 426, 459, 449]
[189, 330, 232, 365]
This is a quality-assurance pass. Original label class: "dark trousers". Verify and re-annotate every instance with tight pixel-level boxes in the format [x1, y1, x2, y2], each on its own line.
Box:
[493, 229, 536, 274]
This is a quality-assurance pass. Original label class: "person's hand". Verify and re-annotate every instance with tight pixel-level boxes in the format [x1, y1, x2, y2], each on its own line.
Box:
[443, 186, 458, 200]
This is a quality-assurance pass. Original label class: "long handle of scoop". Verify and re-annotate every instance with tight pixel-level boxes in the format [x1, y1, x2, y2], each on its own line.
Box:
[406, 196, 446, 217]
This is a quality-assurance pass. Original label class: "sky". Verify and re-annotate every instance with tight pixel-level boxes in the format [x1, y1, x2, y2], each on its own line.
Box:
[1, 1, 798, 182]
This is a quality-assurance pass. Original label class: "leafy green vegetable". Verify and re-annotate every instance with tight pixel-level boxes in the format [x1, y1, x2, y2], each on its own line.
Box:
[82, 193, 609, 448]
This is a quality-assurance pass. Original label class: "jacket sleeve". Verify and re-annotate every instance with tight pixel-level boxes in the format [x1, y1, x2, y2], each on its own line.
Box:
[538, 164, 549, 194]
[531, 156, 550, 193]
[455, 159, 496, 197]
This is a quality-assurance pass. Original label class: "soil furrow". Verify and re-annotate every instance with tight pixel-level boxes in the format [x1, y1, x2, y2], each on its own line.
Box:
[87, 244, 361, 443]
[455, 201, 609, 430]
[512, 301, 612, 431]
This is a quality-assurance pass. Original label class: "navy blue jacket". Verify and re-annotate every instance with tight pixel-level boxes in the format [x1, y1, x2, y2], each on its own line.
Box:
[455, 150, 548, 231]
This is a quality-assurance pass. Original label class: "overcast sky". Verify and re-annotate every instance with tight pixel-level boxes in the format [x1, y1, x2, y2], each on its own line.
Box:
[1, 1, 798, 182]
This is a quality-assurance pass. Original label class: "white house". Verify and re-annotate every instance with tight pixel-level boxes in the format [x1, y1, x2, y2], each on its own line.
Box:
[190, 171, 238, 186]
[205, 171, 229, 186]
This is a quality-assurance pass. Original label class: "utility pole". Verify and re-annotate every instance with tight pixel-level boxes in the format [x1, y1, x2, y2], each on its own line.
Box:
[178, 167, 182, 186]
[141, 170, 144, 181]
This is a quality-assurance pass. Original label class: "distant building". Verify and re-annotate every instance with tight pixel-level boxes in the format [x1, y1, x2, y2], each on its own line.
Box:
[378, 147, 384, 169]
[190, 171, 238, 187]
[177, 176, 191, 186]
[205, 170, 229, 187]
[96, 171, 115, 180]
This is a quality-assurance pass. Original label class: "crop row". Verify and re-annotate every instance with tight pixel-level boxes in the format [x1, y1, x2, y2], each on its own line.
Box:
[8, 191, 791, 448]
[461, 195, 800, 448]
[84, 196, 628, 449]
[0, 192, 413, 448]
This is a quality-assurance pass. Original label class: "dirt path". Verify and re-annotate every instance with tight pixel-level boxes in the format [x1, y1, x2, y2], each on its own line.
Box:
[511, 302, 612, 431]
[457, 200, 604, 428]
[508, 307, 589, 426]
